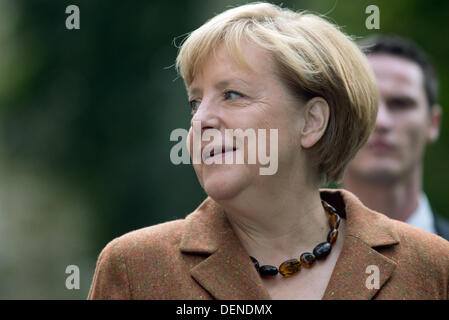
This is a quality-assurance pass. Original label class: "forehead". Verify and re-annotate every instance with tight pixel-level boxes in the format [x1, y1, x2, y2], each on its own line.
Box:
[367, 54, 425, 97]
[188, 41, 275, 92]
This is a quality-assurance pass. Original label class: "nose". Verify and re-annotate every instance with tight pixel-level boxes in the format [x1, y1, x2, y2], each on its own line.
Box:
[191, 97, 221, 133]
[374, 100, 393, 133]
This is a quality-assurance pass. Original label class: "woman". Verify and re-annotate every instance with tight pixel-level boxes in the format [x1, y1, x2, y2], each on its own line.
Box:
[88, 3, 449, 300]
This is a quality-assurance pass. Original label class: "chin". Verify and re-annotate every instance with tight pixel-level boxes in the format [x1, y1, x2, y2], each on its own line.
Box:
[199, 165, 251, 201]
[353, 164, 404, 185]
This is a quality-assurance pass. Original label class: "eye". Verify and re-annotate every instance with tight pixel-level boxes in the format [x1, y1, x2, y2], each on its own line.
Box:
[189, 99, 201, 114]
[224, 90, 243, 100]
[387, 97, 416, 110]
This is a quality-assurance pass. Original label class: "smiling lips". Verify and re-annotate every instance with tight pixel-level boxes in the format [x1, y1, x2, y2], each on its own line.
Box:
[205, 146, 237, 159]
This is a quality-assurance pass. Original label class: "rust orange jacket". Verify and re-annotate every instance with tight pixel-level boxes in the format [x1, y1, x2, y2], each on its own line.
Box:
[88, 189, 449, 300]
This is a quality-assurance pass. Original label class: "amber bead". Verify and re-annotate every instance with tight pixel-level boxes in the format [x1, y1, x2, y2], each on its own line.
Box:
[327, 229, 338, 244]
[259, 265, 278, 276]
[250, 256, 260, 271]
[279, 259, 301, 277]
[329, 213, 341, 229]
[322, 200, 337, 217]
[300, 252, 316, 268]
[313, 242, 332, 259]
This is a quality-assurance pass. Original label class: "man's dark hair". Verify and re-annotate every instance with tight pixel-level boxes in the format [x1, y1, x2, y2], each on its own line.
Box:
[359, 35, 439, 108]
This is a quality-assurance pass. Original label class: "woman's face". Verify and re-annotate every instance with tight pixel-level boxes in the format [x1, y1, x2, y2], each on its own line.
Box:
[186, 41, 308, 201]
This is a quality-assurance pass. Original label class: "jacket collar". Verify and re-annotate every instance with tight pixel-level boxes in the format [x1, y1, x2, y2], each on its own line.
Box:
[179, 198, 271, 299]
[180, 189, 399, 300]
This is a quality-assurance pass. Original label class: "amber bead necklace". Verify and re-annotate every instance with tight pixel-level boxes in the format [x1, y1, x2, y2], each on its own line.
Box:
[250, 200, 341, 278]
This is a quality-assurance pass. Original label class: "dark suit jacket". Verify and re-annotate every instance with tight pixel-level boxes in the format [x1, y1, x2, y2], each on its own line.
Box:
[435, 214, 449, 241]
[88, 189, 449, 300]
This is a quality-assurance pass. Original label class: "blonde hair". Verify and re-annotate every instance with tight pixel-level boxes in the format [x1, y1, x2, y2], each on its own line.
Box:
[176, 2, 378, 184]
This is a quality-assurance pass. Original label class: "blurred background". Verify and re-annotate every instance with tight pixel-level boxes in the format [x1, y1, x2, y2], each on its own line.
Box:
[0, 0, 447, 299]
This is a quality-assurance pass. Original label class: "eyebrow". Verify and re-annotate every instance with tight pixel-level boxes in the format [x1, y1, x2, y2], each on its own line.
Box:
[188, 79, 250, 97]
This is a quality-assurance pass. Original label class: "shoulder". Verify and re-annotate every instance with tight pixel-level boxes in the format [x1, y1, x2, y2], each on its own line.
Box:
[390, 217, 449, 258]
[88, 197, 226, 299]
[323, 188, 449, 277]
[383, 218, 449, 298]
[88, 219, 187, 299]
[334, 189, 449, 298]
[98, 218, 186, 263]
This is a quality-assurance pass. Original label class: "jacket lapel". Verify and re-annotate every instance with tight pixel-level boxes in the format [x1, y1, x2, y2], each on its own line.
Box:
[322, 235, 397, 299]
[321, 189, 399, 300]
[179, 198, 271, 300]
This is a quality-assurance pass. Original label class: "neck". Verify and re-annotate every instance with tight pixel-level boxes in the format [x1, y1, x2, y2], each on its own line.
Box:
[215, 172, 332, 266]
[343, 166, 422, 222]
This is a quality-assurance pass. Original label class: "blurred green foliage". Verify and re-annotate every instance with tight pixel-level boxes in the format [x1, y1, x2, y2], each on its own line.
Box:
[0, 0, 447, 298]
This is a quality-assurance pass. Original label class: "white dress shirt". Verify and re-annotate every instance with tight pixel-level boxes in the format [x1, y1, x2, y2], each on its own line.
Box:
[406, 193, 437, 234]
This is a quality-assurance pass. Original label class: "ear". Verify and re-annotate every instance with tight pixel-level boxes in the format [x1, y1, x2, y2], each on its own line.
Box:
[300, 97, 330, 149]
[427, 105, 442, 143]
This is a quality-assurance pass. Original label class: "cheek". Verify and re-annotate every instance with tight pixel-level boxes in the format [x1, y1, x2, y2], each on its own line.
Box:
[276, 111, 303, 157]
[400, 118, 429, 159]
[407, 125, 428, 150]
[251, 115, 293, 163]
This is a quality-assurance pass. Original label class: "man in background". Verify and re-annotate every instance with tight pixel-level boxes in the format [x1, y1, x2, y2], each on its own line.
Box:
[343, 35, 449, 240]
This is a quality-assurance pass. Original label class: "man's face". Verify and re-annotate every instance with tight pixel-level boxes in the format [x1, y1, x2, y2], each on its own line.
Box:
[347, 54, 440, 184]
